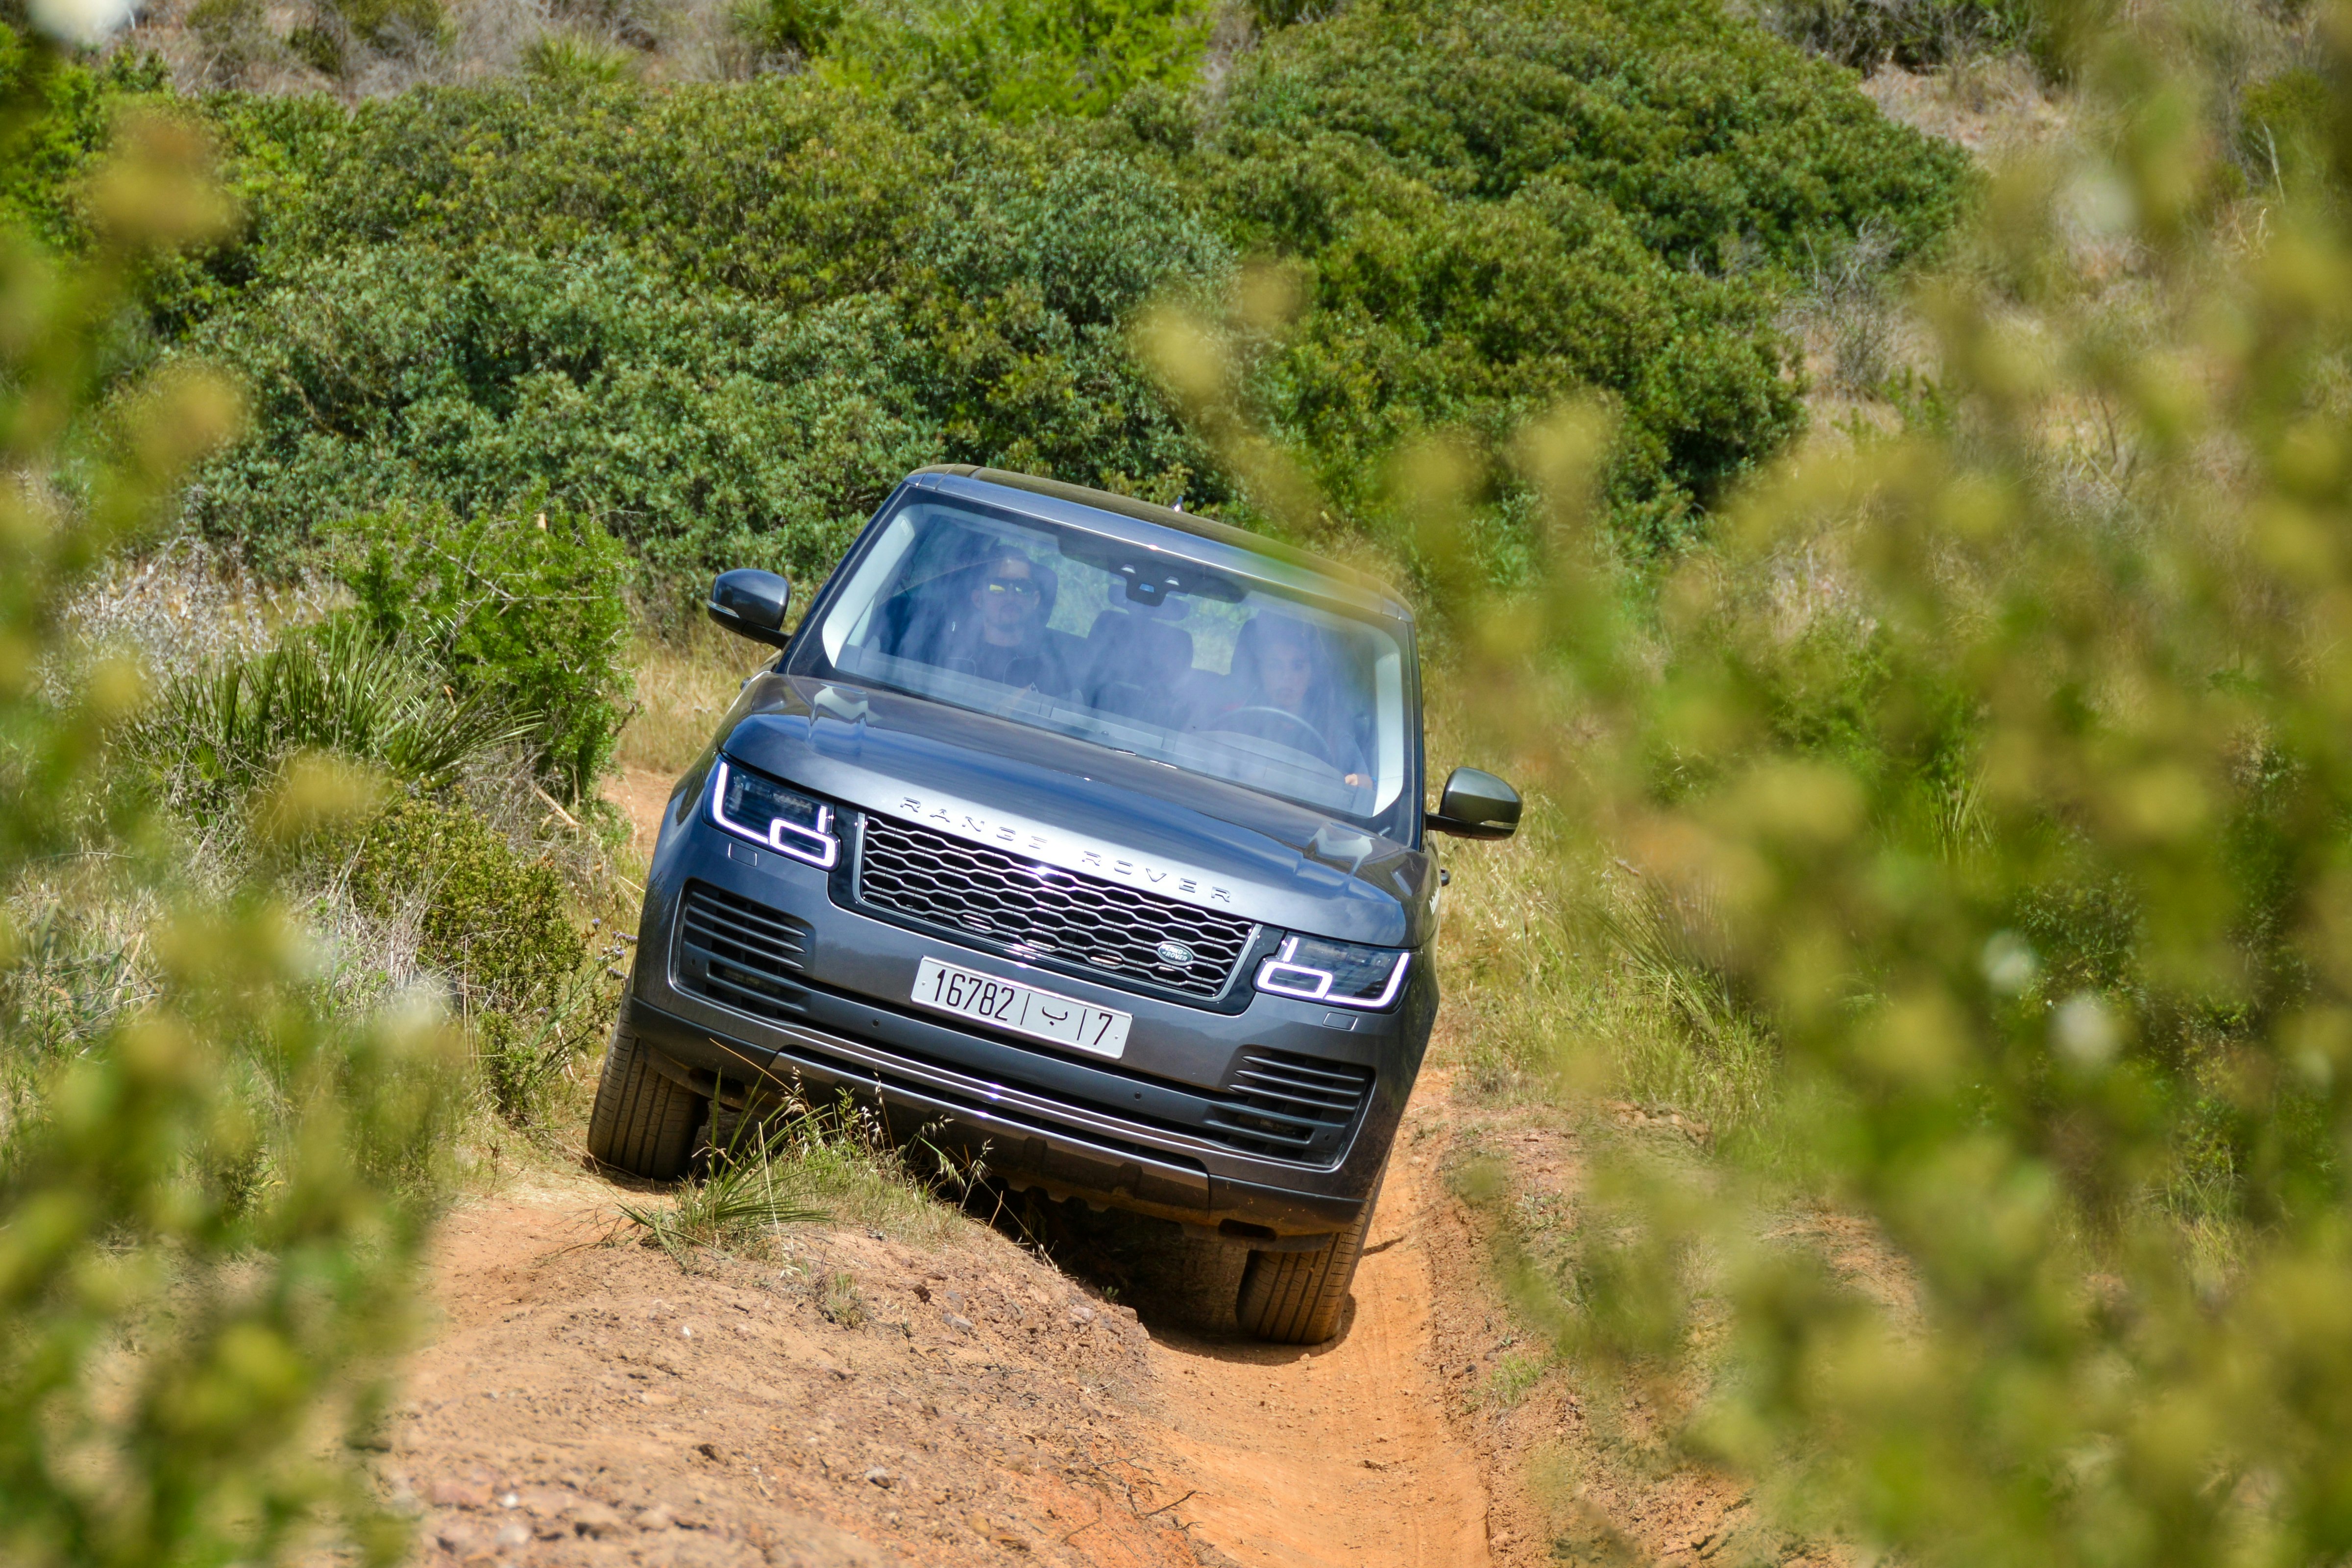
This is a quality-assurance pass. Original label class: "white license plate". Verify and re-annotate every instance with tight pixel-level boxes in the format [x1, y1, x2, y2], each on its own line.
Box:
[910, 957, 1132, 1059]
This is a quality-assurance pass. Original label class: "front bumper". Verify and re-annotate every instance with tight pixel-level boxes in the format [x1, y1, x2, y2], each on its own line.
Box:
[626, 789, 1437, 1239]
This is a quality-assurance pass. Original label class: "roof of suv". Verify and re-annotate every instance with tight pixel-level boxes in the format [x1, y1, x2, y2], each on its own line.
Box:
[910, 466, 1413, 620]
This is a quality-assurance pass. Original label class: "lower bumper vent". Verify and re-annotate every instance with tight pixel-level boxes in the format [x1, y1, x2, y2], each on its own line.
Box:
[677, 883, 811, 1023]
[1201, 1049, 1375, 1161]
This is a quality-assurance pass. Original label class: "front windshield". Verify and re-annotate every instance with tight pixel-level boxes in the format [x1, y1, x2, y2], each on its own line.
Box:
[794, 494, 1413, 836]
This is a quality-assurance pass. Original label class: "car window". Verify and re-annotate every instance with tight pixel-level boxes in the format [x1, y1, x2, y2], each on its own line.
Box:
[802, 494, 1413, 836]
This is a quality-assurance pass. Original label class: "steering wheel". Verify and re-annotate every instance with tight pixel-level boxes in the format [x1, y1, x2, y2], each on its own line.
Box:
[1209, 705, 1335, 765]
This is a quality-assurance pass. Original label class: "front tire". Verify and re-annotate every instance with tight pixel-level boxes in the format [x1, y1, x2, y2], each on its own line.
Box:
[1235, 1168, 1385, 1345]
[586, 1024, 705, 1180]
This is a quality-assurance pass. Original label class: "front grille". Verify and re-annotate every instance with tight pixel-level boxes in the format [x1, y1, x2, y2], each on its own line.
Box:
[854, 814, 1256, 1001]
[676, 883, 811, 1023]
[1201, 1049, 1376, 1161]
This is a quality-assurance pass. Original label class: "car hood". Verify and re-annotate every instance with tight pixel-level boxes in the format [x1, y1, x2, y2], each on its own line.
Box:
[715, 675, 1437, 948]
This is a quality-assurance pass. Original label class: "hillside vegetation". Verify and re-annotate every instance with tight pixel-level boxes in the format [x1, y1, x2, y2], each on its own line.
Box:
[12, 0, 1965, 579]
[10, 0, 2352, 1564]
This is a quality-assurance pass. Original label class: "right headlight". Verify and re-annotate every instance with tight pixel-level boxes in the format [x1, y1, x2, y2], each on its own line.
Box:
[1254, 934, 1411, 1010]
[709, 757, 838, 868]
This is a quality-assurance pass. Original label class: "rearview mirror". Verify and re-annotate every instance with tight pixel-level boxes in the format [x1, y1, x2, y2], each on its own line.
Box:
[1426, 766, 1521, 840]
[708, 569, 792, 648]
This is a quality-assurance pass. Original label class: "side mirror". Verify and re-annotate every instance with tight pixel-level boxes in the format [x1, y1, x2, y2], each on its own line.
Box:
[708, 569, 792, 648]
[1426, 766, 1521, 841]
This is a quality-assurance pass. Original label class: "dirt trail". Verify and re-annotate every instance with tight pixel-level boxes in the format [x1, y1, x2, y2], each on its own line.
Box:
[390, 1103, 1491, 1568]
[1136, 1138, 1488, 1568]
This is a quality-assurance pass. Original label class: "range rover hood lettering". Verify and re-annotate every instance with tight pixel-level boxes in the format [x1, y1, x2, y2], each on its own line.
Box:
[718, 680, 1431, 948]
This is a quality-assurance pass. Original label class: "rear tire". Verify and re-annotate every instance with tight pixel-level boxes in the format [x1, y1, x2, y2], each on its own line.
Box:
[586, 1024, 705, 1180]
[1235, 1168, 1385, 1345]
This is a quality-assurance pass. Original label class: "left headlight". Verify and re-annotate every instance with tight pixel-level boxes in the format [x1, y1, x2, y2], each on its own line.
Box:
[710, 757, 838, 868]
[1254, 934, 1411, 1010]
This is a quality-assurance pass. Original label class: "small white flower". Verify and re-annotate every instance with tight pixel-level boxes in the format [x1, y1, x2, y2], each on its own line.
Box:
[2053, 992, 2119, 1069]
[30, 0, 138, 45]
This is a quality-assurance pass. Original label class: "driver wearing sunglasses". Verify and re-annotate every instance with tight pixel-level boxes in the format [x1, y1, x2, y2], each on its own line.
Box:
[942, 548, 1075, 697]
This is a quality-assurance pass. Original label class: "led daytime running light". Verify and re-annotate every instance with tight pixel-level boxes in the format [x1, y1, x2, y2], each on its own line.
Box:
[710, 759, 839, 868]
[1254, 935, 1410, 1010]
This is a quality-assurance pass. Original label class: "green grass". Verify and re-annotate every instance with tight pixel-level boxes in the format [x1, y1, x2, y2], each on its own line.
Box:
[618, 1080, 978, 1263]
[613, 617, 771, 779]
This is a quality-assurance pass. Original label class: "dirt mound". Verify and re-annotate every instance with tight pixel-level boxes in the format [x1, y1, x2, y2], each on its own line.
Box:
[387, 1108, 1503, 1568]
[388, 1194, 1201, 1566]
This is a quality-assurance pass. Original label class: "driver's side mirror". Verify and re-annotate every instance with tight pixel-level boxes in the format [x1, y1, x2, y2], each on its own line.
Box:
[1427, 766, 1521, 840]
[708, 569, 792, 648]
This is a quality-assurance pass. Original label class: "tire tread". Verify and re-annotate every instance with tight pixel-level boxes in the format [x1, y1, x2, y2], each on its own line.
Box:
[586, 1027, 703, 1180]
[1235, 1169, 1385, 1345]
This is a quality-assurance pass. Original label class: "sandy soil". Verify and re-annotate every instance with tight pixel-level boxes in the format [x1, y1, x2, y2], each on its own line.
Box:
[1132, 1129, 1490, 1568]
[389, 1087, 1494, 1568]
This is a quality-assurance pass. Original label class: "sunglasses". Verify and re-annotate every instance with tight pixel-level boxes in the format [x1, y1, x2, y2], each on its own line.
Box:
[983, 577, 1040, 599]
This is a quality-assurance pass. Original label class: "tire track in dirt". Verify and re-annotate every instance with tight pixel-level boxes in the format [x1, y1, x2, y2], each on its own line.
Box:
[1132, 1121, 1489, 1568]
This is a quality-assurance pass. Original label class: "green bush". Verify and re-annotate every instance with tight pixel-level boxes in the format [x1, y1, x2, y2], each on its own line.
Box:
[200, 80, 968, 308]
[174, 157, 1233, 571]
[149, 0, 1963, 578]
[349, 796, 585, 1018]
[127, 621, 515, 823]
[821, 0, 1215, 119]
[181, 244, 944, 578]
[734, 0, 848, 58]
[0, 26, 169, 251]
[335, 499, 635, 799]
[1197, 0, 1965, 548]
[1206, 0, 1968, 277]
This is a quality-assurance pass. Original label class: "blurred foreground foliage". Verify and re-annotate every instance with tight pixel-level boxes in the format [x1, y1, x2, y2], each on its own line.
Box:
[0, 47, 454, 1568]
[1398, 1, 2352, 1561]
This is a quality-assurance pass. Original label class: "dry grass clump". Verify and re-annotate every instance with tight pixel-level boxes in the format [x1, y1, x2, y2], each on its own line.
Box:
[619, 1082, 978, 1264]
[613, 615, 772, 779]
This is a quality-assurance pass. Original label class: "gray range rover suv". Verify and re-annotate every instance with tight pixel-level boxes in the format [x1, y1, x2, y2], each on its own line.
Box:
[591, 466, 1519, 1343]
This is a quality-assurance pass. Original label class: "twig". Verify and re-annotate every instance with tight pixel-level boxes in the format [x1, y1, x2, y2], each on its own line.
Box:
[1141, 1490, 1197, 1519]
[530, 779, 583, 831]
[1059, 1500, 1104, 1544]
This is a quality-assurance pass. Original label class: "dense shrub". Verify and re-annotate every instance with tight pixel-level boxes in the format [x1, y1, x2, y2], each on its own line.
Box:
[128, 620, 514, 822]
[1195, 0, 1963, 546]
[154, 0, 1965, 572]
[200, 80, 974, 308]
[0, 27, 168, 250]
[821, 0, 1215, 119]
[181, 244, 939, 577]
[335, 499, 635, 798]
[176, 159, 1233, 568]
[347, 794, 596, 1123]
[1205, 0, 1969, 274]
[349, 796, 584, 1018]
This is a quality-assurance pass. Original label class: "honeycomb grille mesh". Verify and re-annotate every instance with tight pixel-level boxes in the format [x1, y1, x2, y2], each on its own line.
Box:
[856, 813, 1255, 1000]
